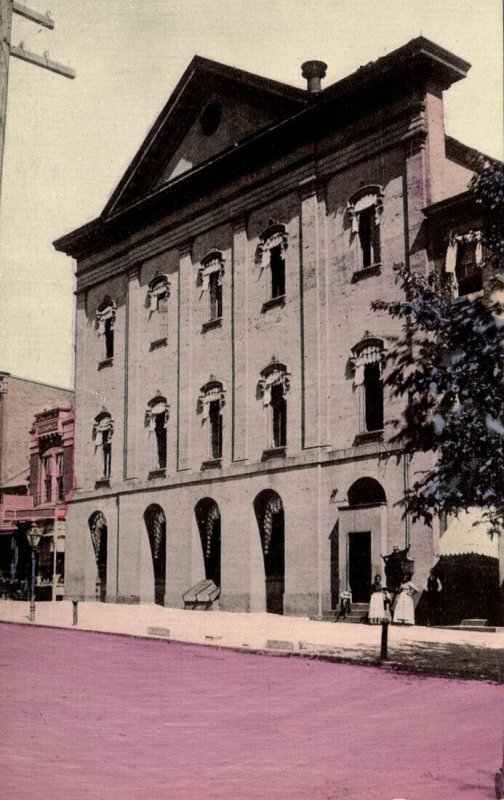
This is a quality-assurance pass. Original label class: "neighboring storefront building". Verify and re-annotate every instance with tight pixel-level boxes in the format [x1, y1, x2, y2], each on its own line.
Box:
[54, 37, 500, 621]
[0, 373, 74, 600]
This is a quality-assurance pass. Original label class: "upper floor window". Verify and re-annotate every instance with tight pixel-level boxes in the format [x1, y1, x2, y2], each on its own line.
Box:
[199, 378, 225, 464]
[208, 400, 223, 460]
[146, 273, 170, 347]
[259, 358, 290, 453]
[145, 394, 169, 473]
[271, 383, 287, 447]
[351, 336, 385, 436]
[147, 272, 170, 312]
[96, 296, 116, 361]
[198, 250, 224, 325]
[92, 410, 113, 480]
[42, 454, 52, 502]
[257, 221, 288, 303]
[56, 453, 64, 502]
[38, 445, 64, 505]
[347, 185, 383, 271]
[445, 231, 483, 297]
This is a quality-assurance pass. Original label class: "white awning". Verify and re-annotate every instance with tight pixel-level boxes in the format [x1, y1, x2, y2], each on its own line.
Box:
[440, 509, 498, 558]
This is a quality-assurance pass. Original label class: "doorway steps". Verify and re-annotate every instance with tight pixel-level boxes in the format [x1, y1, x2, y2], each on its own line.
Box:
[434, 618, 497, 632]
[339, 602, 369, 623]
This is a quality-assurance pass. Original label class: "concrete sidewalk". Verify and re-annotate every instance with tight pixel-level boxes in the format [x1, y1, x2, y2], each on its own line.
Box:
[1, 599, 502, 681]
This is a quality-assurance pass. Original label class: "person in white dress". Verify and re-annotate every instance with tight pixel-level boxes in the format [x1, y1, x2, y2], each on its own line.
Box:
[393, 580, 418, 625]
[368, 575, 391, 624]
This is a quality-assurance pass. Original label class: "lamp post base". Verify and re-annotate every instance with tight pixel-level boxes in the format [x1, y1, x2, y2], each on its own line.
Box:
[380, 620, 389, 660]
[29, 600, 35, 622]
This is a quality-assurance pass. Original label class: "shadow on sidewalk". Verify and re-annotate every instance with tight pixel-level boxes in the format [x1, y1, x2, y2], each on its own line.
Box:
[307, 637, 503, 682]
[386, 638, 502, 682]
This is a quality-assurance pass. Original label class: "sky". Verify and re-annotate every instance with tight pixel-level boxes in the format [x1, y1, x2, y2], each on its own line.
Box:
[0, 0, 502, 390]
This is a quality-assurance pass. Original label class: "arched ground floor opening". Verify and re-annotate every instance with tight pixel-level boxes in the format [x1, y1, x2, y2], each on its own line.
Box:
[253, 489, 285, 615]
[144, 504, 166, 606]
[194, 498, 221, 588]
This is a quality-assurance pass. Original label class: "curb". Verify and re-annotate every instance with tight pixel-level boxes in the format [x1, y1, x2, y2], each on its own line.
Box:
[1, 619, 501, 684]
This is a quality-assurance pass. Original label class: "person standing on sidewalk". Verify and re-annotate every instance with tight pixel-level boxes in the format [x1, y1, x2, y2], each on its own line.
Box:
[426, 569, 442, 626]
[393, 580, 418, 625]
[368, 575, 391, 624]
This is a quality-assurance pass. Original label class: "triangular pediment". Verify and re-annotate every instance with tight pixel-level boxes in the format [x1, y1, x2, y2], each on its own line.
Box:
[103, 57, 306, 217]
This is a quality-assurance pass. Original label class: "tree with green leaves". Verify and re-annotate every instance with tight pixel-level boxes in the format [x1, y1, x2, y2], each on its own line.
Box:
[372, 162, 504, 530]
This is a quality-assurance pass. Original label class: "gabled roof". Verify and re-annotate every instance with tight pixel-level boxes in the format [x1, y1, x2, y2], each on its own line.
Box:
[54, 37, 472, 259]
[102, 55, 307, 217]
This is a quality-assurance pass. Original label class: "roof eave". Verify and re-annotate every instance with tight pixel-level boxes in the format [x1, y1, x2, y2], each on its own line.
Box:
[423, 190, 479, 222]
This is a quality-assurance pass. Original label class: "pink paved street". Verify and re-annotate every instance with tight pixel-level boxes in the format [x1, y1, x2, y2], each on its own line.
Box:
[1, 623, 501, 800]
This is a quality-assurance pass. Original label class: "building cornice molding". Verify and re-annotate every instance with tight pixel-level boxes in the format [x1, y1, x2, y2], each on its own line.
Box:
[67, 442, 404, 503]
[72, 106, 426, 292]
[56, 67, 442, 264]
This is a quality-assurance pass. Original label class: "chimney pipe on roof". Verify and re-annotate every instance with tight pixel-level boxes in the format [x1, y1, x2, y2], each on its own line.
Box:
[301, 60, 327, 92]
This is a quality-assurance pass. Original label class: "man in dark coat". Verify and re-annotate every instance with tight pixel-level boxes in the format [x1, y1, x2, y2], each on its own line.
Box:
[381, 545, 410, 595]
[426, 568, 443, 626]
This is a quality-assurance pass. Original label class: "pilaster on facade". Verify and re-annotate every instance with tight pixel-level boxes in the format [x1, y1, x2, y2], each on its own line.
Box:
[231, 216, 249, 462]
[177, 243, 193, 471]
[423, 82, 448, 205]
[403, 138, 430, 275]
[299, 175, 330, 450]
[124, 264, 142, 480]
[74, 292, 88, 489]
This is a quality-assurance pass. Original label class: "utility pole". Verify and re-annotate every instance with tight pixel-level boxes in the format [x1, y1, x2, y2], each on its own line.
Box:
[0, 0, 75, 200]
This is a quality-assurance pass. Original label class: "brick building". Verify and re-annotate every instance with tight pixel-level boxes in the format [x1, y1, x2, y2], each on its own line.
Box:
[0, 374, 74, 599]
[54, 37, 496, 618]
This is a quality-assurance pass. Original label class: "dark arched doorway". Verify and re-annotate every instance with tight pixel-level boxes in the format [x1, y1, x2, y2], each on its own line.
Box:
[346, 478, 386, 603]
[88, 511, 108, 602]
[144, 504, 166, 606]
[194, 498, 221, 587]
[253, 490, 285, 615]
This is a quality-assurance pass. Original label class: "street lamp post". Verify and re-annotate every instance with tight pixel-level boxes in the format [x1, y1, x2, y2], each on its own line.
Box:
[26, 529, 41, 622]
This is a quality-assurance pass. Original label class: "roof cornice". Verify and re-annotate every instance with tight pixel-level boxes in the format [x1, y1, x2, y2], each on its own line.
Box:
[54, 36, 472, 259]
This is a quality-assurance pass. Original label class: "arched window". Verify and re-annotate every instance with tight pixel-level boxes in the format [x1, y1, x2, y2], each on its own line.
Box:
[194, 498, 221, 587]
[199, 377, 225, 465]
[146, 272, 170, 346]
[144, 394, 169, 474]
[92, 410, 113, 480]
[348, 477, 387, 506]
[144, 504, 166, 606]
[444, 230, 483, 297]
[351, 336, 385, 436]
[96, 296, 116, 361]
[197, 250, 224, 324]
[253, 489, 285, 614]
[259, 358, 290, 453]
[257, 220, 288, 303]
[347, 185, 383, 271]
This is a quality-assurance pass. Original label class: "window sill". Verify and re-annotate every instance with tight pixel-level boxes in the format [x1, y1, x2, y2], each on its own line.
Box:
[149, 337, 167, 351]
[201, 458, 222, 470]
[261, 295, 285, 313]
[95, 478, 110, 489]
[353, 430, 384, 446]
[148, 468, 166, 480]
[98, 357, 114, 370]
[201, 317, 222, 332]
[351, 264, 381, 283]
[261, 446, 287, 461]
